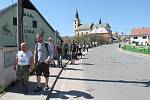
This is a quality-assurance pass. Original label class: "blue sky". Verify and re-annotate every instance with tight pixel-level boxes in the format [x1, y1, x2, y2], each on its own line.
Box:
[0, 0, 150, 36]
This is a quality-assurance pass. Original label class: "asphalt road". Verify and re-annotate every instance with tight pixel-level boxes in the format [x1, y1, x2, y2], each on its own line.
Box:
[81, 43, 150, 100]
[49, 43, 150, 100]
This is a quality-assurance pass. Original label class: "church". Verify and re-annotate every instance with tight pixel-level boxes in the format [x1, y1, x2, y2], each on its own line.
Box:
[73, 10, 112, 43]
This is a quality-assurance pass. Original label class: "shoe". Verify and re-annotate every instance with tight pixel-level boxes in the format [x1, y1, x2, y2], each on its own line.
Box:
[23, 88, 28, 94]
[34, 86, 42, 92]
[71, 62, 73, 64]
[43, 85, 49, 91]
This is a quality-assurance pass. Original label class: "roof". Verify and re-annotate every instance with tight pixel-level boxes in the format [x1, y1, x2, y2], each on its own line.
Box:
[131, 27, 150, 36]
[76, 24, 92, 31]
[0, 3, 16, 15]
[0, 0, 62, 40]
[93, 23, 111, 28]
[76, 23, 111, 31]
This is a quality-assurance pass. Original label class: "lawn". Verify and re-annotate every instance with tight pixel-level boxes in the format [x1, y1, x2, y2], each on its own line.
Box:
[122, 45, 150, 55]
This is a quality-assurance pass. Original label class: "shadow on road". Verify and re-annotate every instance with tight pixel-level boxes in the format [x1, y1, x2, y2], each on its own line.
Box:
[64, 67, 83, 71]
[80, 57, 88, 60]
[49, 76, 150, 87]
[7, 81, 48, 95]
[50, 90, 94, 99]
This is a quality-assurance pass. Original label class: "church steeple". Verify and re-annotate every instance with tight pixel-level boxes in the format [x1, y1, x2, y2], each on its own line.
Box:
[74, 9, 80, 32]
[75, 9, 79, 19]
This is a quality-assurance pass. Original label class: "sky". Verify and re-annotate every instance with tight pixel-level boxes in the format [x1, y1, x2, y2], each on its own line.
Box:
[1, 0, 150, 37]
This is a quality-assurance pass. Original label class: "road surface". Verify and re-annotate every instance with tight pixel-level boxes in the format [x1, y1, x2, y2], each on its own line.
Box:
[52, 43, 150, 100]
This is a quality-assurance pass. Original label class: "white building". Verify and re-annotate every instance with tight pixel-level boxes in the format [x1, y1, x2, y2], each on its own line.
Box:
[130, 27, 150, 46]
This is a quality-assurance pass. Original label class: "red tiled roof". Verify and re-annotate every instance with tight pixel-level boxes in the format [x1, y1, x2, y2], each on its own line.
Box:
[131, 28, 150, 35]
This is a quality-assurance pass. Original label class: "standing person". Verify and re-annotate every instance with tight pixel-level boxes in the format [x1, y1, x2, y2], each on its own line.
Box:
[14, 42, 34, 94]
[34, 34, 52, 92]
[63, 42, 69, 60]
[70, 40, 77, 64]
[48, 37, 56, 67]
[82, 44, 85, 52]
[56, 41, 63, 67]
[48, 37, 55, 58]
[86, 44, 89, 52]
[119, 43, 121, 48]
[78, 43, 83, 58]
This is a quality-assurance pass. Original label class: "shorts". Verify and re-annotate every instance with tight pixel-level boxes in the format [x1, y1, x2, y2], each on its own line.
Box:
[36, 62, 50, 78]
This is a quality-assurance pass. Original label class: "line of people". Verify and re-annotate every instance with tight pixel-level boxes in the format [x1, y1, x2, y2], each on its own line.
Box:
[13, 33, 89, 94]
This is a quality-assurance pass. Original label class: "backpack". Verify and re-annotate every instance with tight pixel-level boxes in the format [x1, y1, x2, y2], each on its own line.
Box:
[35, 43, 49, 60]
[63, 44, 69, 51]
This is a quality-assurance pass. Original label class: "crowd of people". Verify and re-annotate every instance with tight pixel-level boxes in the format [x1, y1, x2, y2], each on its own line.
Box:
[13, 33, 95, 94]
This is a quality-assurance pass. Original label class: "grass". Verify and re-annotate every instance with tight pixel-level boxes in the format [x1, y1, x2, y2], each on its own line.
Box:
[0, 85, 5, 94]
[122, 45, 150, 55]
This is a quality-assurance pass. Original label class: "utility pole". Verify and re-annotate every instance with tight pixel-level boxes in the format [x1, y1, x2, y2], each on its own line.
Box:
[55, 30, 58, 45]
[17, 0, 24, 49]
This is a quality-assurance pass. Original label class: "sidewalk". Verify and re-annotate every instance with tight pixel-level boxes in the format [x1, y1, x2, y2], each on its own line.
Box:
[48, 51, 94, 100]
[49, 60, 94, 100]
[0, 51, 91, 100]
[0, 67, 62, 100]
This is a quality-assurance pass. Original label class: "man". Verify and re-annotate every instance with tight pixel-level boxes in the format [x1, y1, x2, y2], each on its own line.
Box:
[56, 41, 63, 67]
[14, 42, 34, 94]
[86, 44, 89, 52]
[48, 37, 56, 67]
[48, 37, 55, 58]
[34, 34, 52, 92]
[70, 40, 77, 64]
[63, 42, 69, 60]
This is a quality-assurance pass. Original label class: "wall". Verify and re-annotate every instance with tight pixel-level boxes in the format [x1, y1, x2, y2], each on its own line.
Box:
[0, 47, 17, 87]
[130, 35, 148, 45]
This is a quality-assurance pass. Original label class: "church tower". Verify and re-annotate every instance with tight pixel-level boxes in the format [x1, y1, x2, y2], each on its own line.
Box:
[73, 9, 80, 32]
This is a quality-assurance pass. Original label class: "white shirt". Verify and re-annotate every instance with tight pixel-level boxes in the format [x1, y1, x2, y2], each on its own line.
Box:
[17, 50, 33, 66]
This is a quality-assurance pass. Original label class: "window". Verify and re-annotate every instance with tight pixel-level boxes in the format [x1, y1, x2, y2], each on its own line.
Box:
[133, 36, 138, 39]
[13, 17, 17, 25]
[142, 36, 147, 39]
[32, 20, 37, 28]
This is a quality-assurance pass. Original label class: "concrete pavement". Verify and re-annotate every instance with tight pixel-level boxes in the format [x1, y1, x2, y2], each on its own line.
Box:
[0, 67, 62, 100]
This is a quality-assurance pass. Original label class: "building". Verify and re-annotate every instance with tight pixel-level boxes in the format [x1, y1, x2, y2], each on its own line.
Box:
[0, 0, 62, 87]
[73, 10, 112, 43]
[0, 0, 62, 48]
[130, 27, 150, 46]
